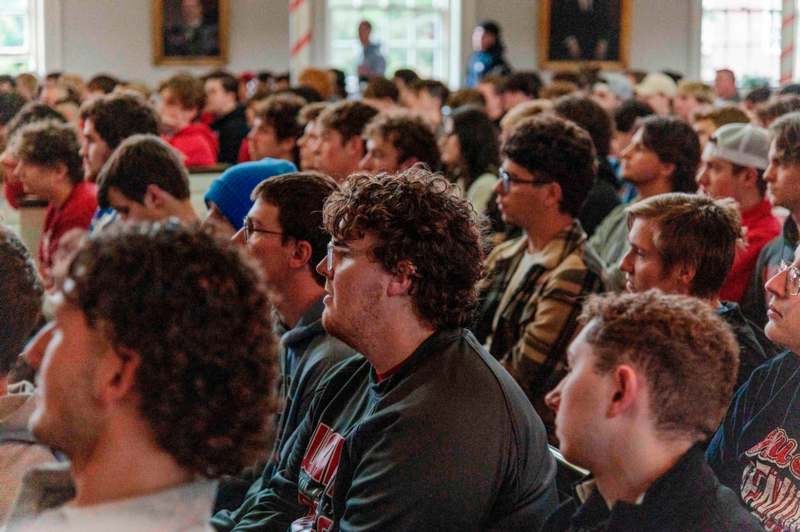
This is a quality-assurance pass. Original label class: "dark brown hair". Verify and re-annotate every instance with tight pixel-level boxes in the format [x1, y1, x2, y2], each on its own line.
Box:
[64, 222, 277, 476]
[502, 114, 596, 217]
[252, 172, 338, 287]
[96, 134, 189, 209]
[322, 168, 486, 329]
[318, 100, 378, 143]
[13, 120, 83, 184]
[363, 112, 441, 171]
[80, 93, 159, 149]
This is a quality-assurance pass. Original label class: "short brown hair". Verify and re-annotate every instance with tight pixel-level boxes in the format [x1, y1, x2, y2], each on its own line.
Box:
[555, 94, 615, 157]
[626, 192, 741, 299]
[252, 172, 338, 287]
[255, 93, 306, 141]
[97, 134, 189, 209]
[363, 77, 399, 102]
[770, 111, 800, 166]
[579, 290, 739, 440]
[12, 120, 83, 184]
[756, 95, 800, 127]
[363, 112, 441, 171]
[80, 93, 160, 149]
[322, 168, 486, 329]
[299, 101, 329, 126]
[158, 73, 205, 112]
[318, 100, 378, 143]
[695, 104, 749, 129]
[64, 222, 277, 476]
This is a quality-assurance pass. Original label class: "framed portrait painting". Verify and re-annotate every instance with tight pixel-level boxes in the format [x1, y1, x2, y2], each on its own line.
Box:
[152, 0, 229, 66]
[538, 0, 630, 70]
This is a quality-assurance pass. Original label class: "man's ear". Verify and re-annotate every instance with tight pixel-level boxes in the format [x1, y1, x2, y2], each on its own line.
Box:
[544, 180, 563, 210]
[278, 136, 296, 155]
[387, 259, 416, 297]
[53, 161, 70, 184]
[657, 161, 676, 181]
[95, 346, 141, 405]
[607, 364, 639, 418]
[676, 261, 697, 292]
[143, 184, 166, 210]
[344, 135, 365, 159]
[288, 239, 313, 269]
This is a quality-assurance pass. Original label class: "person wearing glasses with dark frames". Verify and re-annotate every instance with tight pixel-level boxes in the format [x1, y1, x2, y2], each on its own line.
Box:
[216, 167, 558, 531]
[473, 114, 603, 442]
[707, 243, 800, 530]
[214, 171, 356, 525]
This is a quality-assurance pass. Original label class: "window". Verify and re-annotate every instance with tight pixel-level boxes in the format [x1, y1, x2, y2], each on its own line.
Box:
[701, 0, 781, 87]
[328, 0, 453, 86]
[0, 0, 36, 74]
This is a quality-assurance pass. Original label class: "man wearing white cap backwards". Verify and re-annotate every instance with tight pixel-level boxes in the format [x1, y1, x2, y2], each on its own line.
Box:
[696, 122, 781, 304]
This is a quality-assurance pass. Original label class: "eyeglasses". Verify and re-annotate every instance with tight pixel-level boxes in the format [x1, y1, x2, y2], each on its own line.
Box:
[499, 167, 552, 193]
[778, 260, 800, 296]
[325, 240, 372, 272]
[243, 217, 283, 242]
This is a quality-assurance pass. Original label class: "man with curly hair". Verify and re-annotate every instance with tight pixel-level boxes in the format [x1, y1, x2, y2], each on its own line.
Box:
[216, 168, 557, 531]
[474, 114, 602, 441]
[5, 222, 277, 531]
[541, 291, 762, 531]
[11, 120, 96, 287]
[358, 112, 441, 174]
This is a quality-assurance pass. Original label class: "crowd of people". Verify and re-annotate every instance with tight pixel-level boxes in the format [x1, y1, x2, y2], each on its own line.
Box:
[1, 17, 800, 531]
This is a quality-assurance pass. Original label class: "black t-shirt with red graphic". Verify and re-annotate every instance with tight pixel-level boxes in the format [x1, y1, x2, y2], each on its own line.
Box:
[213, 328, 558, 531]
[707, 349, 800, 530]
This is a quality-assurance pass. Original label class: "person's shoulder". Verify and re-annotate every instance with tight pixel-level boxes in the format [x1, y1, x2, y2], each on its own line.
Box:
[702, 482, 764, 531]
[486, 234, 527, 264]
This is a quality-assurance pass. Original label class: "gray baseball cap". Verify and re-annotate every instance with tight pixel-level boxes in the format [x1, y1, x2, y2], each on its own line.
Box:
[703, 122, 770, 170]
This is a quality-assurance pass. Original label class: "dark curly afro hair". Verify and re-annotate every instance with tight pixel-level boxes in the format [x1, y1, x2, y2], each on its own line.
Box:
[323, 167, 487, 329]
[63, 221, 277, 477]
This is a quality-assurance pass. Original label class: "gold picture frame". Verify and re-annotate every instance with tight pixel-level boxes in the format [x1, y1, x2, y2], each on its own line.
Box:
[152, 0, 229, 66]
[538, 0, 631, 71]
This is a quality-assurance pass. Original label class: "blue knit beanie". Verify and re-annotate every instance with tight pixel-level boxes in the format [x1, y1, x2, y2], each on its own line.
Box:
[204, 158, 297, 230]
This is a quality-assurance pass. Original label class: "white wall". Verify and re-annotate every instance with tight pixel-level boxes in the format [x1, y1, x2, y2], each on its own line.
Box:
[53, 0, 289, 86]
[471, 0, 700, 78]
[49, 0, 700, 88]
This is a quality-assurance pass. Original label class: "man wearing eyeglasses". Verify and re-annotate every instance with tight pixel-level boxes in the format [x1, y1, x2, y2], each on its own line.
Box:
[213, 172, 356, 523]
[707, 245, 800, 529]
[215, 167, 558, 531]
[473, 114, 602, 441]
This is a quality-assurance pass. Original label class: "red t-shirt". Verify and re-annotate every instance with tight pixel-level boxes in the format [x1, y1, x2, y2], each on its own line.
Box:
[39, 181, 97, 284]
[720, 199, 782, 303]
[164, 122, 219, 167]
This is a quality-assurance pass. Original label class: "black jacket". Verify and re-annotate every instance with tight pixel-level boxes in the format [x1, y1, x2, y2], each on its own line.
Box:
[211, 104, 249, 165]
[542, 445, 763, 531]
[707, 350, 800, 530]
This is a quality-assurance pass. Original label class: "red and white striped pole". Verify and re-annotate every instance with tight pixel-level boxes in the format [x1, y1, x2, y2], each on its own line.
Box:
[781, 0, 796, 86]
[289, 0, 313, 83]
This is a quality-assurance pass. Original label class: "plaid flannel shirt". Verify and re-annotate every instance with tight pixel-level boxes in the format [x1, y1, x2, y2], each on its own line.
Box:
[474, 220, 602, 433]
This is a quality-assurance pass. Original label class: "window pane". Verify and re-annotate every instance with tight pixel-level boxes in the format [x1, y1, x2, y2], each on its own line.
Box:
[0, 13, 26, 48]
[0, 0, 29, 12]
[701, 1, 781, 86]
[328, 1, 450, 85]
